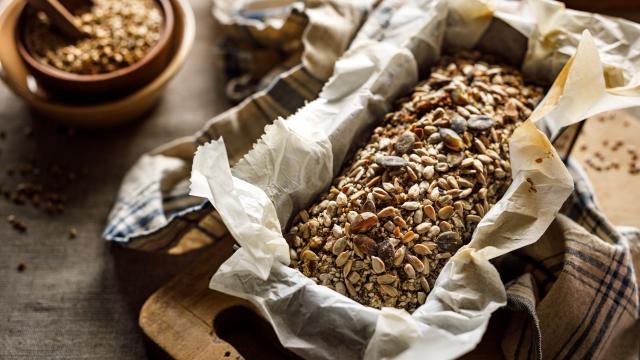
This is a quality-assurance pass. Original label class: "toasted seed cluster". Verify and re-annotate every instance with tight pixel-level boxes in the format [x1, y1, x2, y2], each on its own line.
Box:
[24, 0, 163, 74]
[1, 126, 86, 236]
[287, 52, 544, 312]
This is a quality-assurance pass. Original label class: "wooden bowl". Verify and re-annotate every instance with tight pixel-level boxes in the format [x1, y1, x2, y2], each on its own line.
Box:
[0, 0, 195, 127]
[15, 0, 175, 101]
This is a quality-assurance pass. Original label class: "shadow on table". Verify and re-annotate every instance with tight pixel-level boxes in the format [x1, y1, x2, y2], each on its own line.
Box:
[214, 305, 302, 360]
[110, 244, 213, 359]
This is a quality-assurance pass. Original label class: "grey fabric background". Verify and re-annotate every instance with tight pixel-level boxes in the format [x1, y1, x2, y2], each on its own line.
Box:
[0, 0, 229, 358]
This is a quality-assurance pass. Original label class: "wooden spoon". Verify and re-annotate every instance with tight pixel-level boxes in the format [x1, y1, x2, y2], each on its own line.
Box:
[26, 0, 86, 39]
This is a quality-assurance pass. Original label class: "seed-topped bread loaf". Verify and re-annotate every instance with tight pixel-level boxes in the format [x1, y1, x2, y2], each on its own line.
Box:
[287, 52, 544, 312]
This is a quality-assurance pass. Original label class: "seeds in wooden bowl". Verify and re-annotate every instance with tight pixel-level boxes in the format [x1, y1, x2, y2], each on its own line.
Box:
[287, 52, 544, 312]
[24, 0, 163, 75]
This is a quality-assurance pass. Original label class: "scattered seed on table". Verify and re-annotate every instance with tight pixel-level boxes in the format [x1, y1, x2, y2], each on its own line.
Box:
[7, 215, 27, 233]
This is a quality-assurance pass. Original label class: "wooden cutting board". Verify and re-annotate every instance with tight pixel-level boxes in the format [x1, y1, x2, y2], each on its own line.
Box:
[139, 110, 640, 360]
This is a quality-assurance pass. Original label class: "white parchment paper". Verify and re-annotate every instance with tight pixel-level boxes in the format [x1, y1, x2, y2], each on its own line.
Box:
[190, 0, 640, 358]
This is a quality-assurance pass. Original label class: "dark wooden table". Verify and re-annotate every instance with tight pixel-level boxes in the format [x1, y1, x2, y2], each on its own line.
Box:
[0, 0, 230, 358]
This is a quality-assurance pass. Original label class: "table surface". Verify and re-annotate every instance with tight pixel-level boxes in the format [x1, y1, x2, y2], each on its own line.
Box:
[0, 0, 230, 358]
[2, 1, 640, 360]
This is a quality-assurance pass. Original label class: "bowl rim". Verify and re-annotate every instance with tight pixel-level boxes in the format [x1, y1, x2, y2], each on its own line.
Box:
[15, 0, 175, 84]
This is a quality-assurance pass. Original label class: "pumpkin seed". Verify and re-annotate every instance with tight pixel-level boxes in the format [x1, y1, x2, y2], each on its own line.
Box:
[468, 115, 495, 131]
[375, 155, 408, 168]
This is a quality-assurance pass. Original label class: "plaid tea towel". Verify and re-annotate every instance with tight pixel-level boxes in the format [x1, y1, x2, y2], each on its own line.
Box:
[103, 0, 374, 252]
[494, 159, 640, 360]
[214, 1, 305, 101]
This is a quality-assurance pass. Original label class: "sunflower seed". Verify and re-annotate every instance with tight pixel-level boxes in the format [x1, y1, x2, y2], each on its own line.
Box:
[413, 243, 432, 255]
[373, 188, 392, 202]
[440, 128, 464, 151]
[408, 184, 420, 199]
[332, 237, 347, 255]
[403, 230, 418, 243]
[393, 216, 407, 228]
[419, 277, 431, 293]
[404, 263, 416, 279]
[378, 206, 400, 219]
[336, 251, 351, 267]
[372, 256, 386, 273]
[439, 221, 453, 232]
[346, 281, 357, 297]
[435, 162, 449, 172]
[504, 99, 518, 120]
[415, 222, 431, 234]
[302, 250, 319, 261]
[428, 225, 440, 238]
[424, 205, 437, 221]
[438, 206, 454, 220]
[413, 208, 424, 224]
[467, 214, 482, 223]
[423, 166, 435, 179]
[417, 292, 427, 304]
[408, 255, 425, 273]
[332, 224, 343, 238]
[336, 192, 348, 207]
[393, 246, 406, 266]
[377, 274, 398, 285]
[381, 284, 399, 297]
[401, 201, 421, 211]
[343, 260, 353, 278]
[348, 271, 361, 283]
[351, 212, 378, 233]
